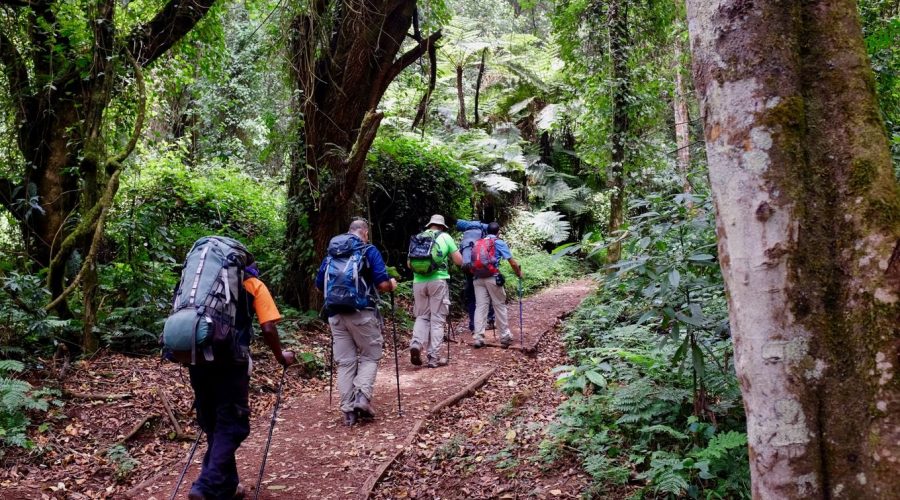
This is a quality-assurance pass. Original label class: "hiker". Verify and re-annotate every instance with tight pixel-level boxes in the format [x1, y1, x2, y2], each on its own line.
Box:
[162, 236, 296, 500]
[407, 214, 463, 368]
[456, 219, 495, 333]
[471, 222, 523, 348]
[316, 219, 398, 427]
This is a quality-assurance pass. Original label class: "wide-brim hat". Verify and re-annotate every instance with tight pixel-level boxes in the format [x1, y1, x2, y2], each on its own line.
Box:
[426, 214, 448, 229]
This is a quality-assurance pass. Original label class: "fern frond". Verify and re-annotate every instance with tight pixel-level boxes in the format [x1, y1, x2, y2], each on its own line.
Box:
[528, 211, 571, 243]
[475, 173, 519, 193]
[0, 360, 25, 373]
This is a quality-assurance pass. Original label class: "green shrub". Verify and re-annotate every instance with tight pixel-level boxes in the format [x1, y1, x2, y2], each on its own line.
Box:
[499, 252, 582, 297]
[364, 134, 473, 271]
[545, 289, 749, 498]
[95, 149, 287, 352]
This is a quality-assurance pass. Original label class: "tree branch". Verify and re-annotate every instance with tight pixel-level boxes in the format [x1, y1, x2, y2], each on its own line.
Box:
[127, 0, 218, 68]
[384, 30, 442, 85]
[411, 40, 437, 130]
[109, 51, 146, 166]
[339, 110, 384, 204]
[44, 167, 122, 312]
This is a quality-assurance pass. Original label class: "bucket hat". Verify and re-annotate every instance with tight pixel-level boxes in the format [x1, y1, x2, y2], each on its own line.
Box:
[426, 214, 448, 230]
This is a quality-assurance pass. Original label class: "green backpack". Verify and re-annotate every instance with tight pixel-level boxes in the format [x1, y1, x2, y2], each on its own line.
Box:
[408, 230, 446, 275]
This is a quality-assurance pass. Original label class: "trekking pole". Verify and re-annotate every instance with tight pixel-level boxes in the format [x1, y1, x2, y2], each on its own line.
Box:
[170, 427, 202, 500]
[328, 335, 333, 405]
[390, 292, 402, 416]
[446, 302, 452, 364]
[518, 277, 525, 349]
[254, 366, 287, 500]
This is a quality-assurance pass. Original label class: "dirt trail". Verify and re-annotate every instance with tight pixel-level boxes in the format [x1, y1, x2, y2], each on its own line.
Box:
[130, 279, 595, 500]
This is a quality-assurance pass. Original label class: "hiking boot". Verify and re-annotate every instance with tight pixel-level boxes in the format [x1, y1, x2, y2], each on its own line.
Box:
[232, 484, 246, 499]
[343, 411, 357, 427]
[427, 357, 448, 368]
[473, 339, 484, 348]
[410, 345, 422, 366]
[354, 393, 375, 419]
[188, 489, 207, 500]
[500, 337, 511, 349]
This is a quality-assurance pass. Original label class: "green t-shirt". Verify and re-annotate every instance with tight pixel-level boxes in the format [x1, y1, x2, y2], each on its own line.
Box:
[412, 231, 459, 283]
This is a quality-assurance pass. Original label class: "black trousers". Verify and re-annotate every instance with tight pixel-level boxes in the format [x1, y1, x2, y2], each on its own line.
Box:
[188, 362, 251, 499]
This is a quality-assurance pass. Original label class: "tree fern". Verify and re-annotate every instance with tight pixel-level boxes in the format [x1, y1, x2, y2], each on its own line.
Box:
[527, 210, 571, 243]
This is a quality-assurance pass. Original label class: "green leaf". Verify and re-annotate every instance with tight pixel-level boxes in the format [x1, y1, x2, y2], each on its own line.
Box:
[691, 342, 705, 379]
[668, 269, 680, 288]
[688, 253, 714, 261]
[585, 370, 607, 389]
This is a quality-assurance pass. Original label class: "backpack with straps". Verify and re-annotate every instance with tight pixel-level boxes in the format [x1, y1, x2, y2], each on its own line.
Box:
[472, 237, 500, 278]
[460, 227, 485, 267]
[162, 236, 253, 365]
[408, 230, 445, 275]
[324, 234, 373, 313]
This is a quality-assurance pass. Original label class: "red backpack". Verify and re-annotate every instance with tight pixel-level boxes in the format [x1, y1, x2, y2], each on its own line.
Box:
[472, 237, 500, 278]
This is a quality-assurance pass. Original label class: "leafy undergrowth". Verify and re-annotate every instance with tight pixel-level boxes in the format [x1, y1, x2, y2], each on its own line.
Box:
[544, 292, 750, 499]
[374, 322, 598, 500]
[0, 326, 331, 499]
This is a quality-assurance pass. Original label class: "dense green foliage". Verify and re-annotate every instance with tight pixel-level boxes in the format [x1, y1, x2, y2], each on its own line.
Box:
[544, 193, 749, 497]
[860, 0, 900, 173]
[364, 134, 473, 267]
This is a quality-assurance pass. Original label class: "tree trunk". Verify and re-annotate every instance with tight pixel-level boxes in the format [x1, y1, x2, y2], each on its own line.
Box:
[474, 48, 487, 125]
[412, 39, 438, 131]
[606, 0, 629, 264]
[672, 36, 692, 198]
[686, 0, 900, 497]
[456, 64, 468, 128]
[284, 0, 440, 309]
[0, 0, 217, 323]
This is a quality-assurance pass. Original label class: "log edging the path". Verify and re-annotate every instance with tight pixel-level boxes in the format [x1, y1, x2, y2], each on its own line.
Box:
[358, 366, 500, 499]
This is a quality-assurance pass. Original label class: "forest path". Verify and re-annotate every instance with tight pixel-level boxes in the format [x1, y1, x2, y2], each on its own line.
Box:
[131, 279, 596, 500]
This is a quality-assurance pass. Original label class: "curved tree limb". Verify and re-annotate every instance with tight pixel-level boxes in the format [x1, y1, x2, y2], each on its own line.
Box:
[127, 0, 218, 68]
[44, 168, 121, 312]
[339, 110, 384, 205]
[374, 30, 442, 107]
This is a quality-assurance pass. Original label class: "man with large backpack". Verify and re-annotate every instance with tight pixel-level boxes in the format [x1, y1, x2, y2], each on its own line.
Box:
[162, 236, 296, 500]
[316, 219, 397, 427]
[456, 219, 495, 333]
[471, 223, 523, 349]
[407, 214, 463, 368]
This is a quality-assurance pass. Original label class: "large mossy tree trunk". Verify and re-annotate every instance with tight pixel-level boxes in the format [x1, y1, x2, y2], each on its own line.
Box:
[0, 1, 217, 337]
[686, 0, 900, 496]
[284, 0, 440, 309]
[606, 0, 629, 264]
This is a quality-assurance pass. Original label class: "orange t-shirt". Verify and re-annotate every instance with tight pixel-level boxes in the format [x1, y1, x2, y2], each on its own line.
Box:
[243, 277, 282, 325]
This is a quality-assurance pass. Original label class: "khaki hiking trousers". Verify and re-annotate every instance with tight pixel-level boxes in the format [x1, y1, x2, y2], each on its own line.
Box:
[473, 277, 512, 344]
[328, 309, 383, 413]
[411, 279, 450, 362]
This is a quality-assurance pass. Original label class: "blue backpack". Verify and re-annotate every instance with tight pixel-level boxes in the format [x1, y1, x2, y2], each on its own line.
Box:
[460, 227, 485, 266]
[324, 234, 373, 312]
